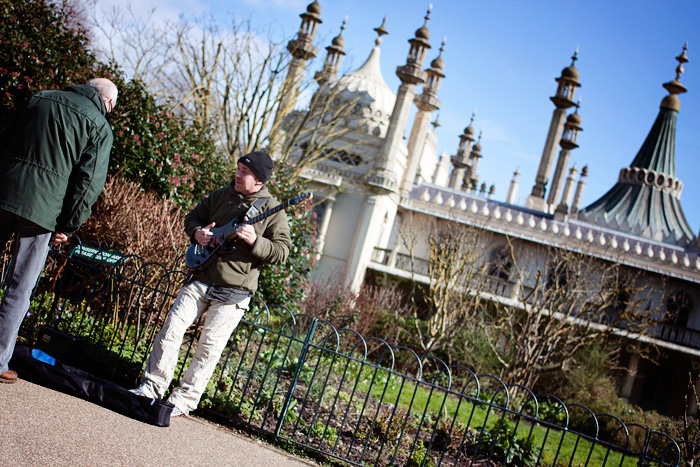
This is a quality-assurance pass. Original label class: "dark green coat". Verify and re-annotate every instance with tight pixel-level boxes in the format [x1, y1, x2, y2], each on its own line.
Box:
[0, 85, 113, 233]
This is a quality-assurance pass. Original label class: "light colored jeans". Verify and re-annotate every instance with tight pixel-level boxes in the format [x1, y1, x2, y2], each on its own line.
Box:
[139, 281, 249, 414]
[0, 211, 52, 374]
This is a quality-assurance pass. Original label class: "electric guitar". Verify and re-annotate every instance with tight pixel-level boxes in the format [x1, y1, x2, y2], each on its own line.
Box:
[185, 192, 312, 270]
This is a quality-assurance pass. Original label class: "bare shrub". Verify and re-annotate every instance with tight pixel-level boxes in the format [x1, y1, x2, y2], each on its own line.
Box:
[303, 271, 410, 340]
[78, 175, 188, 268]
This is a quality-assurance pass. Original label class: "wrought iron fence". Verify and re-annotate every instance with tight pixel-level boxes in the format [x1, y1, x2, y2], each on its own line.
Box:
[4, 240, 700, 467]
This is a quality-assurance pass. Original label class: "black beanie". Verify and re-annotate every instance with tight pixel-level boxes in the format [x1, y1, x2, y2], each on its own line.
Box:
[239, 151, 273, 183]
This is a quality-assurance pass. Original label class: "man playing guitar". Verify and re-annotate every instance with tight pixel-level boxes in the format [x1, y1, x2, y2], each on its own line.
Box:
[131, 151, 291, 418]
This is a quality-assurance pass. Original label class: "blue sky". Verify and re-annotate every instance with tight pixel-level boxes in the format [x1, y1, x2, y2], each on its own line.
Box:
[95, 0, 700, 232]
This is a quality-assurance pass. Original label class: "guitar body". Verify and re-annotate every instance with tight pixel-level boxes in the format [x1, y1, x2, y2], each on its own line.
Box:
[184, 192, 312, 270]
[185, 219, 243, 270]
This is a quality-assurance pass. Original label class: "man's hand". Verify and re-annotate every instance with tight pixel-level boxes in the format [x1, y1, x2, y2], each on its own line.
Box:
[195, 222, 216, 246]
[51, 232, 68, 246]
[236, 220, 257, 246]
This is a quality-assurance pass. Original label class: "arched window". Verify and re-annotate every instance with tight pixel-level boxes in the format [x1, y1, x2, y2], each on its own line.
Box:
[322, 148, 363, 167]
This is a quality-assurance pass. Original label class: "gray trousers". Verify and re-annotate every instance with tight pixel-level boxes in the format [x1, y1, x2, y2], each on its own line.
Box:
[0, 210, 52, 374]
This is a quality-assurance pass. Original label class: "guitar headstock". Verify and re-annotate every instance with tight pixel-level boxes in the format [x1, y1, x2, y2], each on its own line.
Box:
[290, 192, 313, 206]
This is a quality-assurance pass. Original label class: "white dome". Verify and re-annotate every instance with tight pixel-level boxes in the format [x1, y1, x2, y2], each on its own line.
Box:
[322, 44, 396, 137]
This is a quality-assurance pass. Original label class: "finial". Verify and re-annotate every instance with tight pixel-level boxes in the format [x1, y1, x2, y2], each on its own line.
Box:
[425, 4, 432, 25]
[514, 167, 520, 176]
[330, 17, 347, 48]
[675, 42, 689, 81]
[470, 109, 476, 125]
[662, 43, 689, 105]
[571, 46, 579, 65]
[574, 97, 581, 112]
[431, 112, 441, 128]
[477, 129, 483, 143]
[374, 16, 388, 46]
[439, 37, 446, 55]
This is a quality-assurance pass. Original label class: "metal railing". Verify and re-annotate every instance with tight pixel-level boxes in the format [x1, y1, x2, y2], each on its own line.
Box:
[5, 241, 700, 466]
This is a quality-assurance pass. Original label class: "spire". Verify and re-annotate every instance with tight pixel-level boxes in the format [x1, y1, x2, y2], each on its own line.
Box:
[580, 45, 694, 246]
[422, 37, 446, 98]
[463, 129, 483, 191]
[396, 5, 432, 85]
[431, 112, 441, 128]
[506, 168, 520, 204]
[271, 1, 323, 154]
[370, 8, 433, 191]
[288, 1, 322, 60]
[403, 33, 445, 193]
[548, 105, 583, 209]
[571, 165, 588, 213]
[315, 17, 347, 84]
[527, 48, 582, 210]
[344, 17, 391, 89]
[449, 111, 475, 190]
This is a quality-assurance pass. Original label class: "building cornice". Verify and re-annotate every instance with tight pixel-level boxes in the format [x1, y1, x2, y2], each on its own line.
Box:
[402, 183, 700, 284]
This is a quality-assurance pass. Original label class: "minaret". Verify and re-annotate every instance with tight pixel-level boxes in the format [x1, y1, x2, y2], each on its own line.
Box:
[463, 130, 483, 191]
[273, 1, 322, 131]
[314, 18, 347, 85]
[571, 165, 588, 213]
[548, 107, 582, 211]
[449, 111, 475, 189]
[527, 48, 581, 211]
[368, 6, 432, 193]
[345, 10, 433, 292]
[581, 44, 694, 246]
[402, 38, 446, 193]
[506, 169, 520, 204]
[555, 165, 577, 217]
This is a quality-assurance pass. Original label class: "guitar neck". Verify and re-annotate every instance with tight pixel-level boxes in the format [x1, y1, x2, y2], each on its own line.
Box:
[222, 198, 296, 240]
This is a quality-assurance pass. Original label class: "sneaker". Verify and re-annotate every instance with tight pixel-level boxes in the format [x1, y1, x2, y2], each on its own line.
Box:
[171, 405, 186, 418]
[129, 383, 157, 400]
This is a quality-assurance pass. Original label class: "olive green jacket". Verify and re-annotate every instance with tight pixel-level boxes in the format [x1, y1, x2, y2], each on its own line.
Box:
[0, 85, 113, 232]
[185, 184, 292, 293]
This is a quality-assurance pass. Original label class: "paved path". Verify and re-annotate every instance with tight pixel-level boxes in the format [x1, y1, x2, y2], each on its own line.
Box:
[1, 378, 318, 466]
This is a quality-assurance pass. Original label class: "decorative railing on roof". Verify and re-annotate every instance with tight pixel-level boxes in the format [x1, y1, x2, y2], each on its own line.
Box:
[404, 184, 700, 284]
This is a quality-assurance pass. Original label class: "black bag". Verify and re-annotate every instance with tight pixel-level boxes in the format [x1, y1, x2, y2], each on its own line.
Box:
[10, 343, 174, 427]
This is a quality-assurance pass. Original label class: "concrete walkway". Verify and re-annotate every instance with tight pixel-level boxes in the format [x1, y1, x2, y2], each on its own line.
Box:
[1, 378, 318, 466]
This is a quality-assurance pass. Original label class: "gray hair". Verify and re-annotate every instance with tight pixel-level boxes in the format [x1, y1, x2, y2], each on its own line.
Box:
[87, 78, 118, 106]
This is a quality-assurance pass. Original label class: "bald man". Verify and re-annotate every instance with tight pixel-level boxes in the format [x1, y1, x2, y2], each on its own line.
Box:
[0, 78, 118, 383]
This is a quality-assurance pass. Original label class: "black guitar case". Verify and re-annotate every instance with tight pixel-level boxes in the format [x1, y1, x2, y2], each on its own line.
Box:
[10, 342, 174, 427]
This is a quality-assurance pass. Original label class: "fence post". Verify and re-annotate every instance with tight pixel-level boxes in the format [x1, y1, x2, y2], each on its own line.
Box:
[273, 317, 318, 442]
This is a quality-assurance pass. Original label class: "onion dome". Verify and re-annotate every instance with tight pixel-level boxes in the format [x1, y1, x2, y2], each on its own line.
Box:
[567, 110, 582, 125]
[580, 44, 693, 246]
[320, 18, 396, 137]
[560, 48, 580, 84]
[414, 7, 431, 43]
[306, 1, 321, 16]
[471, 130, 483, 155]
[464, 110, 476, 137]
[332, 30, 345, 48]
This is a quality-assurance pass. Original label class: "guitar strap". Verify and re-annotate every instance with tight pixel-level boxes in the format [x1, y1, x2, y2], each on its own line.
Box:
[245, 197, 269, 219]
